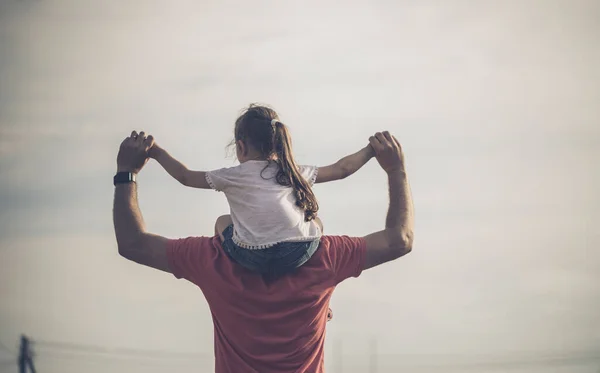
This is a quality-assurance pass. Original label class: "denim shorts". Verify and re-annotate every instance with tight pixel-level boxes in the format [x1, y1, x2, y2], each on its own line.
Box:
[221, 224, 321, 278]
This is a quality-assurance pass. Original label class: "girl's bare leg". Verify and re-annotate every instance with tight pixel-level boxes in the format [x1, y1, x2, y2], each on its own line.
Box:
[315, 217, 324, 234]
[214, 214, 233, 242]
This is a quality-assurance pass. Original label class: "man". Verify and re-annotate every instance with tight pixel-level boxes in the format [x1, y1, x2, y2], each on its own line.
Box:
[113, 130, 414, 373]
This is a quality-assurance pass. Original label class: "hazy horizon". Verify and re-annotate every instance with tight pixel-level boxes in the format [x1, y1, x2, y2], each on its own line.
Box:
[1, 0, 599, 372]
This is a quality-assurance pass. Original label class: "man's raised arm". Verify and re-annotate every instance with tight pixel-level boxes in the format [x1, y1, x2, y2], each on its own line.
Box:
[362, 131, 414, 270]
[113, 131, 171, 273]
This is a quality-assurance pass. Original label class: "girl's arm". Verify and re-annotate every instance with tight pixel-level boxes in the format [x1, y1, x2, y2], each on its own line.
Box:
[149, 145, 210, 189]
[315, 144, 375, 183]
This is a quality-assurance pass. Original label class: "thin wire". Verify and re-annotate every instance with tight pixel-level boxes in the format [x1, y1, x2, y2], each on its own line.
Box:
[34, 339, 208, 360]
[0, 360, 16, 369]
[36, 348, 207, 363]
[32, 339, 600, 369]
[364, 351, 600, 369]
[38, 353, 204, 367]
[386, 355, 600, 370]
[0, 341, 14, 355]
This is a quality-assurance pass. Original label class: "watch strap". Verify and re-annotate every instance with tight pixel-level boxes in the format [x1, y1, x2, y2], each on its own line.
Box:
[113, 172, 136, 186]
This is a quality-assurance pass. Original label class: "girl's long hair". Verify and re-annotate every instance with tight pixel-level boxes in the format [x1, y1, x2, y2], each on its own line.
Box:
[228, 104, 319, 222]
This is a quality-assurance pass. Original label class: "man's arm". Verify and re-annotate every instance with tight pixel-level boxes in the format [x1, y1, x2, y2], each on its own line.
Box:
[113, 132, 172, 273]
[362, 132, 414, 270]
[114, 182, 172, 273]
[315, 144, 375, 183]
[150, 145, 210, 189]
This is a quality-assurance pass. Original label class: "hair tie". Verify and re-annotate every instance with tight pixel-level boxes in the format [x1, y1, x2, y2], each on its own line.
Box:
[271, 119, 278, 131]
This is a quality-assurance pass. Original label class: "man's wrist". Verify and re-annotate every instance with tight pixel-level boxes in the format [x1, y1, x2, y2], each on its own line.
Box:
[114, 170, 137, 187]
[117, 167, 137, 173]
[386, 168, 407, 178]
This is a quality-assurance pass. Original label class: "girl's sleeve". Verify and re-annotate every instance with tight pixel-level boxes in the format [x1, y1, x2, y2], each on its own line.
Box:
[297, 165, 319, 186]
[205, 167, 236, 192]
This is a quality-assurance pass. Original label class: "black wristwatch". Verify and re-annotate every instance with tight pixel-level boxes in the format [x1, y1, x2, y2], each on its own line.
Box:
[113, 171, 136, 186]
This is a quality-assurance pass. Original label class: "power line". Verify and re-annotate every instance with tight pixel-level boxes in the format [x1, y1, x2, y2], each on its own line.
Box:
[39, 352, 203, 367]
[24, 337, 600, 370]
[33, 339, 209, 361]
[0, 341, 14, 355]
[365, 351, 600, 370]
[36, 348, 208, 363]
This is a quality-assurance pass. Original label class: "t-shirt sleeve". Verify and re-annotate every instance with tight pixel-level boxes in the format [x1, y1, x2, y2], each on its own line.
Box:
[297, 165, 319, 186]
[205, 167, 235, 192]
[322, 235, 367, 285]
[166, 236, 215, 285]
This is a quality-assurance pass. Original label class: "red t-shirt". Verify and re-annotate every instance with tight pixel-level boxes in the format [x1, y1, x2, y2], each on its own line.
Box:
[167, 235, 366, 373]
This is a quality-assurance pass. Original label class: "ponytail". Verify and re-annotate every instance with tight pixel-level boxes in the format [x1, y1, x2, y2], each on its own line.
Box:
[272, 121, 319, 222]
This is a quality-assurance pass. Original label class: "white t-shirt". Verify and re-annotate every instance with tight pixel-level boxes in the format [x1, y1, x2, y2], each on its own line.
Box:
[205, 160, 322, 249]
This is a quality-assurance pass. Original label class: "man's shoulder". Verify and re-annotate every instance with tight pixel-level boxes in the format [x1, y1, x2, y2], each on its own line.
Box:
[167, 235, 218, 251]
[311, 235, 367, 282]
[306, 235, 365, 264]
[319, 235, 366, 250]
[166, 235, 223, 281]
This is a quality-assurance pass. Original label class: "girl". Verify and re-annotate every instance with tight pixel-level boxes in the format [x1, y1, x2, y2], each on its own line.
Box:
[148, 104, 374, 278]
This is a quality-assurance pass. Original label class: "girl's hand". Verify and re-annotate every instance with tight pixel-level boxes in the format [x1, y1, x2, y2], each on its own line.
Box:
[147, 143, 162, 159]
[365, 143, 376, 158]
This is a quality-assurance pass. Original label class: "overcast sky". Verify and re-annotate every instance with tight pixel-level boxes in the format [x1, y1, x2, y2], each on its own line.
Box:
[0, 0, 599, 372]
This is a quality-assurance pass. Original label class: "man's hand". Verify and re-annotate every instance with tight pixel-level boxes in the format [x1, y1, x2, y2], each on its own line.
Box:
[369, 131, 405, 174]
[117, 130, 155, 173]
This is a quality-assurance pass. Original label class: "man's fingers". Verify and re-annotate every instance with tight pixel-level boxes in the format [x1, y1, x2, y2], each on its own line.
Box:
[383, 132, 399, 150]
[392, 135, 401, 149]
[375, 132, 390, 147]
[369, 135, 384, 153]
[121, 136, 133, 147]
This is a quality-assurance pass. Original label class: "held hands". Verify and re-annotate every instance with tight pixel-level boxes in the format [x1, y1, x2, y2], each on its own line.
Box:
[147, 142, 162, 159]
[369, 131, 405, 174]
[116, 130, 155, 174]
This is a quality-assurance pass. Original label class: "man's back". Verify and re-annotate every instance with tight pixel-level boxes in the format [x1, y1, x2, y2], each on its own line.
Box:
[167, 235, 366, 373]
